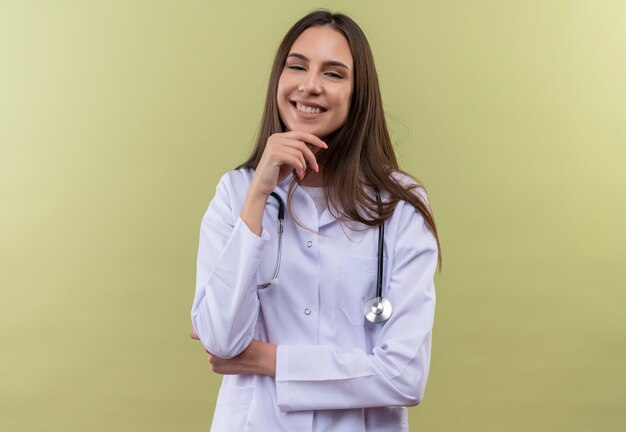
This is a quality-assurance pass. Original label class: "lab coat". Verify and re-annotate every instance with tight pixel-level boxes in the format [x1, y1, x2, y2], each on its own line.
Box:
[191, 168, 438, 431]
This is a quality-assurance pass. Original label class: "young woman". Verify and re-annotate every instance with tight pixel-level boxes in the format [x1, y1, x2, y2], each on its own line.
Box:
[191, 10, 441, 431]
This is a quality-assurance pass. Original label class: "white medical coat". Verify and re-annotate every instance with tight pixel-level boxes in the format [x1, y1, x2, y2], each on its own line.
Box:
[191, 168, 438, 431]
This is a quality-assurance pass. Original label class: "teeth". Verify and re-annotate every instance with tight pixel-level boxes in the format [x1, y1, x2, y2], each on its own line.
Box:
[296, 102, 323, 114]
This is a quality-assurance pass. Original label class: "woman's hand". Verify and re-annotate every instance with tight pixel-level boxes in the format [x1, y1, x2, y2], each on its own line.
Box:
[189, 330, 277, 378]
[250, 131, 327, 198]
[241, 131, 327, 235]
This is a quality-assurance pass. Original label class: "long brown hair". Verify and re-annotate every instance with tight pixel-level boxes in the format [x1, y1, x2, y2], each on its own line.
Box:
[237, 10, 441, 267]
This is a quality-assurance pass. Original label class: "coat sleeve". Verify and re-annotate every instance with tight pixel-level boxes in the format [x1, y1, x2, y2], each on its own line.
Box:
[191, 173, 270, 359]
[275, 202, 438, 411]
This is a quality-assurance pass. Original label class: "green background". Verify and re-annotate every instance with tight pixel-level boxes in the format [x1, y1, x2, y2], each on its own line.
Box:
[1, 0, 625, 430]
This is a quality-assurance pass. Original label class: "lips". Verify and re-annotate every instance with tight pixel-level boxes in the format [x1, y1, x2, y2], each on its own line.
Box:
[291, 100, 327, 115]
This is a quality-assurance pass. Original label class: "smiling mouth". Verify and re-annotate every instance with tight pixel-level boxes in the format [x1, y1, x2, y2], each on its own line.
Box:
[292, 101, 326, 114]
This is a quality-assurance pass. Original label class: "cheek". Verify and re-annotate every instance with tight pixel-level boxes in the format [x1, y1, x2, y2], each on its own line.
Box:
[276, 81, 289, 114]
[277, 71, 296, 96]
[276, 83, 285, 104]
[338, 90, 352, 118]
[276, 74, 288, 101]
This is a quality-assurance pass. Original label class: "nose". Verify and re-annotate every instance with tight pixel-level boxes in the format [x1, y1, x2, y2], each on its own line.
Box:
[298, 70, 322, 95]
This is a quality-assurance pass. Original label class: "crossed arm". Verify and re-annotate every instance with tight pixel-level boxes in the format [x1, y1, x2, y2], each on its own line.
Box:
[189, 330, 277, 378]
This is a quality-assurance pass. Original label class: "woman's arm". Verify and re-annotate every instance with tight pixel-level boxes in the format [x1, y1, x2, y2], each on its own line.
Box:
[273, 203, 438, 411]
[193, 201, 438, 410]
[190, 330, 277, 377]
[191, 173, 271, 359]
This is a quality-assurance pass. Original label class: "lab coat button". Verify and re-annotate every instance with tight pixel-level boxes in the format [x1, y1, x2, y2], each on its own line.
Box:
[306, 241, 313, 248]
[304, 308, 311, 315]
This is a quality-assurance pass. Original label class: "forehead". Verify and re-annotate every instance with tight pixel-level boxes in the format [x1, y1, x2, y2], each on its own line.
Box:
[289, 26, 353, 68]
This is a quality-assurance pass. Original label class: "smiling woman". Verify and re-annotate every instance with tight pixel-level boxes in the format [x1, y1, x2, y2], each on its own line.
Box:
[277, 26, 354, 139]
[191, 10, 441, 432]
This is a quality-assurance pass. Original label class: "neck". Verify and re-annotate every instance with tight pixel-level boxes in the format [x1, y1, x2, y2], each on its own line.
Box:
[299, 169, 325, 187]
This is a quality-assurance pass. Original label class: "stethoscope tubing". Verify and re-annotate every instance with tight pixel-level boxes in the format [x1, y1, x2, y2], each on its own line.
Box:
[375, 196, 384, 299]
[257, 192, 285, 289]
[270, 192, 284, 282]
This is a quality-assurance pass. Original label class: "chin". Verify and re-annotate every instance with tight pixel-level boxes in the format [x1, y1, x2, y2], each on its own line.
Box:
[286, 122, 337, 139]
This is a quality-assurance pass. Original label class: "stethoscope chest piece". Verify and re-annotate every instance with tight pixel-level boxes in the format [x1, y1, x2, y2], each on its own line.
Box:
[364, 296, 392, 323]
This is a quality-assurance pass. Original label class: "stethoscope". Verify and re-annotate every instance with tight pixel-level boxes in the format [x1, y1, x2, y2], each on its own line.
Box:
[257, 191, 392, 324]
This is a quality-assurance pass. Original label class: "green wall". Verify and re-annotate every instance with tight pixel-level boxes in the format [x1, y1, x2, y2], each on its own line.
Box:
[1, 1, 625, 430]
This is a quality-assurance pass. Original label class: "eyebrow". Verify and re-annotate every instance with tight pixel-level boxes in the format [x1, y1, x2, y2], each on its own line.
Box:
[286, 53, 351, 70]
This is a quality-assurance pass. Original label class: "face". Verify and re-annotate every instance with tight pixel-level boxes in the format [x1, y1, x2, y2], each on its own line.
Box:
[277, 25, 354, 139]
